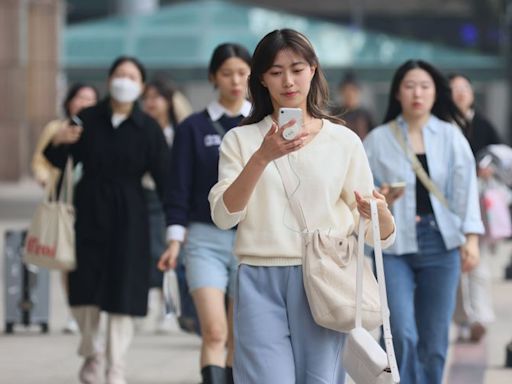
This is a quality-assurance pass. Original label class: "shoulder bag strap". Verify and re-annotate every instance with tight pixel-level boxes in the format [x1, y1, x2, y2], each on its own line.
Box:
[207, 114, 227, 138]
[57, 157, 74, 205]
[355, 214, 366, 328]
[389, 120, 449, 208]
[367, 200, 400, 382]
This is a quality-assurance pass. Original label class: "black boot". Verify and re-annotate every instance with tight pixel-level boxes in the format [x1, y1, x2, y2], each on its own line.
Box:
[201, 365, 226, 384]
[225, 366, 234, 384]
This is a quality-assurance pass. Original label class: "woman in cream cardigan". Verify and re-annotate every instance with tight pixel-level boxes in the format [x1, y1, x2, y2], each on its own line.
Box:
[209, 29, 395, 384]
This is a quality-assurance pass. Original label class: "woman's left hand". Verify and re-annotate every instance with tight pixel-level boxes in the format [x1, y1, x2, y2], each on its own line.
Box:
[460, 235, 480, 272]
[355, 190, 394, 239]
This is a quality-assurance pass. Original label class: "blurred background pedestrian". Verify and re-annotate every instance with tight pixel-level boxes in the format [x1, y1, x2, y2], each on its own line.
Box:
[364, 60, 484, 384]
[141, 78, 192, 334]
[330, 71, 375, 140]
[43, 56, 172, 384]
[449, 73, 506, 343]
[32, 83, 99, 189]
[31, 82, 99, 335]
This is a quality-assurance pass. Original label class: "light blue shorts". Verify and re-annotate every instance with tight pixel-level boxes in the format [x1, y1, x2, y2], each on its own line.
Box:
[184, 222, 238, 298]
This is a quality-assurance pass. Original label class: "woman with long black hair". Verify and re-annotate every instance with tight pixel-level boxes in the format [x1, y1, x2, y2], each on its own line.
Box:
[364, 60, 484, 384]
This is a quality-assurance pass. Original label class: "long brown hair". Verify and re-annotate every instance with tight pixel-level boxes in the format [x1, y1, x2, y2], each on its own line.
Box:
[144, 78, 178, 126]
[243, 29, 342, 125]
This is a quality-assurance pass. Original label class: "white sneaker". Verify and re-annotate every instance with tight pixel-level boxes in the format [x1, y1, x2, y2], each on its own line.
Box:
[457, 324, 471, 342]
[136, 288, 161, 333]
[79, 355, 102, 384]
[106, 365, 127, 384]
[155, 313, 179, 334]
[63, 317, 79, 334]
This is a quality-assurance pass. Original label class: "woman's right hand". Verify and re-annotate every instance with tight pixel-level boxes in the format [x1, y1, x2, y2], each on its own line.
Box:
[157, 240, 181, 271]
[51, 121, 83, 146]
[254, 120, 308, 164]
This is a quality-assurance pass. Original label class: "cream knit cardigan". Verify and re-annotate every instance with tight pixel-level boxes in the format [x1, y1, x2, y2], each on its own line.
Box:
[209, 116, 395, 266]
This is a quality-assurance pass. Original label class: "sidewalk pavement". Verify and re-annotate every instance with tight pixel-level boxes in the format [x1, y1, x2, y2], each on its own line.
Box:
[0, 180, 511, 383]
[0, 180, 201, 384]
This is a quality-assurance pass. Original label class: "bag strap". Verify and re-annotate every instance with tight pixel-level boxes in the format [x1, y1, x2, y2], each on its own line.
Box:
[389, 119, 449, 208]
[47, 156, 74, 205]
[207, 114, 227, 138]
[58, 157, 74, 205]
[361, 200, 400, 382]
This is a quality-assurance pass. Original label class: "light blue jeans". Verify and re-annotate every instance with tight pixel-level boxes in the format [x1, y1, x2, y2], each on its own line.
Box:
[382, 215, 461, 384]
[234, 265, 346, 384]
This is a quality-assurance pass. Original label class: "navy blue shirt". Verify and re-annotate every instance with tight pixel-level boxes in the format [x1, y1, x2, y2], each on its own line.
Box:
[166, 110, 244, 227]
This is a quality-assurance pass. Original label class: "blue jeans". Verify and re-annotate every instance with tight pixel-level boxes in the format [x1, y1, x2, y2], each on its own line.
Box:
[383, 215, 460, 384]
[234, 265, 346, 384]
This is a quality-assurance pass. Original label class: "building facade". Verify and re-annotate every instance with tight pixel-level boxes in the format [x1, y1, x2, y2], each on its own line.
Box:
[0, 0, 61, 180]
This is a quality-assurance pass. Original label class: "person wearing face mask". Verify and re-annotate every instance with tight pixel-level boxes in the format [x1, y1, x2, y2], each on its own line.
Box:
[43, 56, 172, 384]
[158, 43, 251, 384]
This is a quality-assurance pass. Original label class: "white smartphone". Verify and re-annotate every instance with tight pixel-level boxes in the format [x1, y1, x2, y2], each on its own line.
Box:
[279, 107, 303, 140]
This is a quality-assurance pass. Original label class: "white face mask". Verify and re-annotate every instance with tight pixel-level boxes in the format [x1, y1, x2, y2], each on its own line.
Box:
[110, 77, 141, 103]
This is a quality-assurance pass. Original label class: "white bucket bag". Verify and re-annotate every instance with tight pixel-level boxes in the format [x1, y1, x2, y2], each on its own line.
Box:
[271, 148, 400, 384]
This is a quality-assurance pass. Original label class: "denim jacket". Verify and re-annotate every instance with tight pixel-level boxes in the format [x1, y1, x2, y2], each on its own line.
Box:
[363, 114, 484, 255]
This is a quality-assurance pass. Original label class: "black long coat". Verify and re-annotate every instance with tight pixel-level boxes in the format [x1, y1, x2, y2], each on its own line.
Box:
[44, 99, 171, 316]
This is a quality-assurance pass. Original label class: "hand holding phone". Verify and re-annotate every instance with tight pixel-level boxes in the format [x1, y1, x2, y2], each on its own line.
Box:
[389, 181, 406, 194]
[279, 108, 303, 140]
[70, 115, 83, 127]
[52, 117, 83, 146]
[380, 181, 406, 205]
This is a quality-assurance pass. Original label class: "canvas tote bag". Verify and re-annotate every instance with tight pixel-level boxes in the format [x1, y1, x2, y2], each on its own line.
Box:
[271, 151, 382, 333]
[24, 158, 76, 271]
